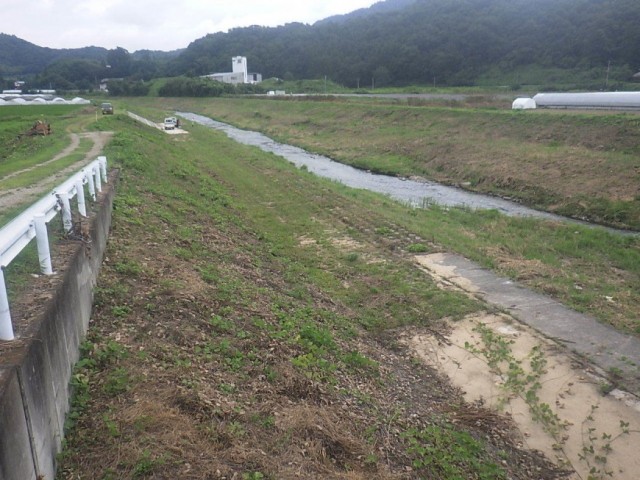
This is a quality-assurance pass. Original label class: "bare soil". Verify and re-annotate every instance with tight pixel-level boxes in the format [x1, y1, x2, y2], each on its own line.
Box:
[406, 314, 640, 480]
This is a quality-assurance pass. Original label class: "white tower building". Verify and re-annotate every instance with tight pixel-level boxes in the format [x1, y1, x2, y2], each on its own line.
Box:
[232, 56, 248, 84]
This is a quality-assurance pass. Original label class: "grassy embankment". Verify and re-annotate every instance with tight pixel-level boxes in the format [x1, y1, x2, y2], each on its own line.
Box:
[125, 96, 640, 336]
[1, 101, 634, 477]
[0, 104, 100, 224]
[46, 107, 580, 479]
[156, 96, 640, 231]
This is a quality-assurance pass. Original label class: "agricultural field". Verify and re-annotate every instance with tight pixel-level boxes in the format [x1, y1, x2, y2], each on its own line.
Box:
[2, 100, 639, 479]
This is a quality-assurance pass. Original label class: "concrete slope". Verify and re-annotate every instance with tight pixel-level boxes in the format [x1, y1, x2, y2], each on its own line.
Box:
[416, 253, 640, 396]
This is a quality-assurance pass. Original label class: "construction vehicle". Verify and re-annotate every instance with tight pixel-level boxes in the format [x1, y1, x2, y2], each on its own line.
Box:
[26, 120, 51, 136]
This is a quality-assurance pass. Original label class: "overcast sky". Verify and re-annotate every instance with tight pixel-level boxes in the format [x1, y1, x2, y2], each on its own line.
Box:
[0, 0, 379, 52]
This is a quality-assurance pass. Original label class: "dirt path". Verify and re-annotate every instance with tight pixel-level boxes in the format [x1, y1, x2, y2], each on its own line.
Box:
[0, 131, 113, 212]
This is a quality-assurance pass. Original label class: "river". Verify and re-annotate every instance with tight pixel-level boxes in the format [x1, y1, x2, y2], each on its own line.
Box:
[178, 112, 635, 236]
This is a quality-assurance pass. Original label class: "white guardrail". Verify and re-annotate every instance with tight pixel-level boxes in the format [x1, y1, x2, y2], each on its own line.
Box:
[0, 156, 107, 341]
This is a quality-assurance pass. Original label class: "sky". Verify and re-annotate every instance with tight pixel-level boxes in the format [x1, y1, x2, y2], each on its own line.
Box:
[0, 0, 379, 52]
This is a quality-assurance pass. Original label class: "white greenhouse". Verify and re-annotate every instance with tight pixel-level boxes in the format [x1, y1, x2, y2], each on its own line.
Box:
[512, 97, 537, 110]
[0, 96, 91, 107]
[533, 92, 640, 109]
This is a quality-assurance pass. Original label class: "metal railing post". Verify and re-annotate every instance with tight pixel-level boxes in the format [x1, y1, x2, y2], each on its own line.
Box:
[86, 169, 96, 201]
[0, 268, 14, 340]
[34, 214, 53, 275]
[58, 193, 73, 232]
[98, 156, 107, 184]
[76, 179, 87, 217]
[94, 165, 102, 193]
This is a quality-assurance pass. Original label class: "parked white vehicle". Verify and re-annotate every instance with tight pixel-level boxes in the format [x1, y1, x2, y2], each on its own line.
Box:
[163, 117, 177, 130]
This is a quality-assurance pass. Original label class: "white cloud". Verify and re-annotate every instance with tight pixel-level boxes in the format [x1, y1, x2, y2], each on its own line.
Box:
[0, 0, 378, 51]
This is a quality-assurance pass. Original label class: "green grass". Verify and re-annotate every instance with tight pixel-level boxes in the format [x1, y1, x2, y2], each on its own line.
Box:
[403, 423, 507, 479]
[124, 96, 640, 333]
[140, 96, 640, 230]
[0, 137, 92, 190]
[0, 105, 88, 172]
[6, 101, 629, 478]
[132, 97, 639, 330]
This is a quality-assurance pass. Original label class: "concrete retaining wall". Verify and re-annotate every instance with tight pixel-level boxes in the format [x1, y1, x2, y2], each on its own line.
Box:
[0, 173, 117, 480]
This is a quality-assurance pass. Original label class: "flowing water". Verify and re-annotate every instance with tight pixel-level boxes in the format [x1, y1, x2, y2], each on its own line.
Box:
[179, 112, 635, 236]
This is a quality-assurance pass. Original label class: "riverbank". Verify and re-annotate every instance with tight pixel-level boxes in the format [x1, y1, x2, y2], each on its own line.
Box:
[153, 96, 640, 231]
[53, 107, 581, 479]
[48, 104, 638, 478]
[122, 99, 638, 337]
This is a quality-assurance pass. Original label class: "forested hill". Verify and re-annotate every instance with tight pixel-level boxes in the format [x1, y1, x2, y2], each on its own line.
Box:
[2, 0, 640, 88]
[0, 34, 108, 75]
[315, 0, 419, 25]
[169, 0, 640, 87]
[0, 34, 180, 79]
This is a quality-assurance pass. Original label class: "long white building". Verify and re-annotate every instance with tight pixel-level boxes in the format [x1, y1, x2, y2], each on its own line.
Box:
[533, 92, 640, 109]
[203, 56, 262, 85]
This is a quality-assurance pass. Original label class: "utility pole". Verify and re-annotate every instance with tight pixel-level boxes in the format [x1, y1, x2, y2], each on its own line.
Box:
[605, 60, 611, 89]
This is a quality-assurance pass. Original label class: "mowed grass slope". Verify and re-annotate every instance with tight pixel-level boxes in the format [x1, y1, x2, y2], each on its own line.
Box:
[144, 96, 640, 231]
[55, 110, 572, 479]
[124, 96, 640, 335]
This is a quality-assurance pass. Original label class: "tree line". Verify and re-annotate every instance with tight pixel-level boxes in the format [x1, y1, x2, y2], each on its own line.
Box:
[170, 0, 639, 88]
[2, 0, 639, 92]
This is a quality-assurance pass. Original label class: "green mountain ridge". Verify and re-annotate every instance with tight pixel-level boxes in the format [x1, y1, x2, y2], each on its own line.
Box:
[2, 0, 639, 89]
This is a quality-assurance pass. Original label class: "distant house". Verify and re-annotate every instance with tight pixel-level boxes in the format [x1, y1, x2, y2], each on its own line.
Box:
[202, 56, 262, 85]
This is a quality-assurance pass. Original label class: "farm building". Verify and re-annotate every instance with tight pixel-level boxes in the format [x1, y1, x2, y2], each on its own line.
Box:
[202, 56, 262, 85]
[533, 92, 640, 109]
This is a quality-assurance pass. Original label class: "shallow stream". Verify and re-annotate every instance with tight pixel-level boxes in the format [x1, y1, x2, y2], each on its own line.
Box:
[179, 112, 634, 235]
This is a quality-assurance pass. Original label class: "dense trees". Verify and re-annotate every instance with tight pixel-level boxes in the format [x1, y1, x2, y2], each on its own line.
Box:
[157, 77, 264, 97]
[2, 0, 639, 90]
[0, 35, 176, 91]
[106, 79, 151, 96]
[35, 59, 104, 91]
[166, 0, 640, 88]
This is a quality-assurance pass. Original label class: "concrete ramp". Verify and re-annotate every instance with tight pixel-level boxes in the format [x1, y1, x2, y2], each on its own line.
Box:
[416, 253, 640, 396]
